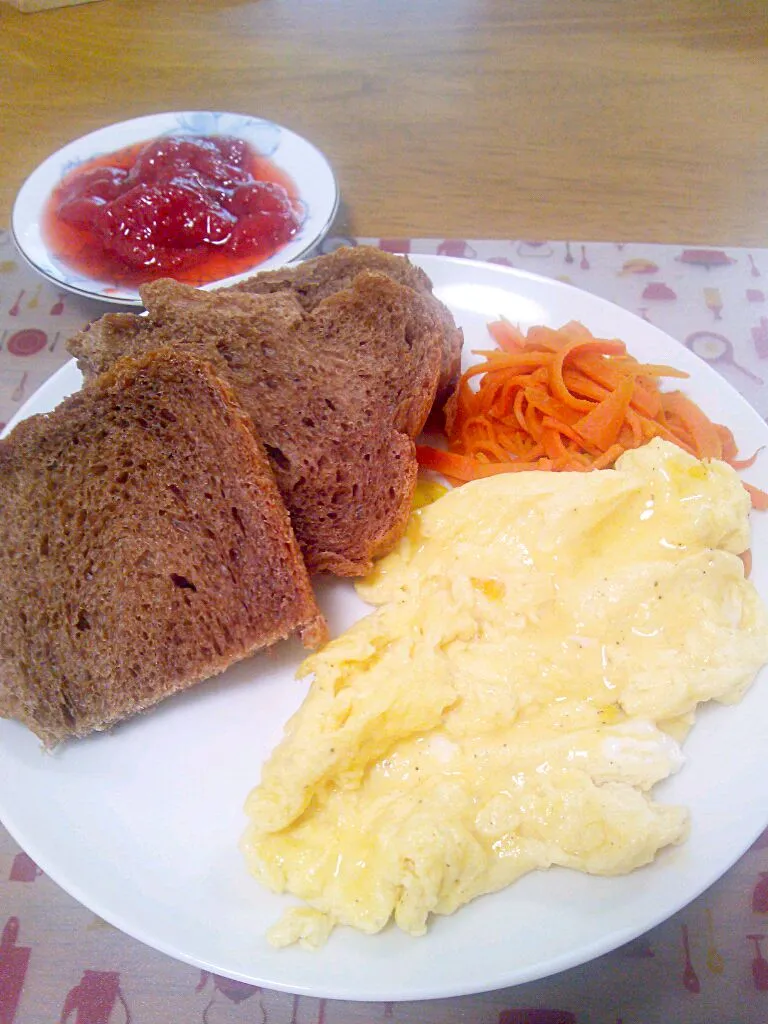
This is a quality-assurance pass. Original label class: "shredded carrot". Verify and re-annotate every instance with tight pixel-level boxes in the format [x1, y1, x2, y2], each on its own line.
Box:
[744, 482, 768, 511]
[421, 320, 768, 509]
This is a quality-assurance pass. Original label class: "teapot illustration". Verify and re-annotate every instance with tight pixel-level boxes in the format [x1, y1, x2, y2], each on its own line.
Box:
[8, 853, 42, 883]
[436, 239, 477, 259]
[677, 249, 735, 269]
[378, 239, 412, 254]
[195, 971, 263, 1023]
[59, 970, 130, 1024]
[516, 241, 554, 259]
[0, 918, 31, 1024]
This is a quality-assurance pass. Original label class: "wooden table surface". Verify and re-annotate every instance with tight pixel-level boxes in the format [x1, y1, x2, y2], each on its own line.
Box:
[1, 0, 767, 245]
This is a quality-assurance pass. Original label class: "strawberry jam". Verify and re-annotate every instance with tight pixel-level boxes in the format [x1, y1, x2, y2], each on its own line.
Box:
[42, 134, 303, 288]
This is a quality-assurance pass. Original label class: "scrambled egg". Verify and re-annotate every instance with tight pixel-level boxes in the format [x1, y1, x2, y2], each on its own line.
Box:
[242, 439, 768, 947]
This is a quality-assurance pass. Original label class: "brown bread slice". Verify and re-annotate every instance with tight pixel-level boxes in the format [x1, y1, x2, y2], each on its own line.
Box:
[68, 264, 454, 575]
[0, 349, 327, 748]
[226, 246, 463, 402]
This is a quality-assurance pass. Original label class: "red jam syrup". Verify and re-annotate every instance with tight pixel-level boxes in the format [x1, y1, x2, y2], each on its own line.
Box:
[42, 134, 303, 288]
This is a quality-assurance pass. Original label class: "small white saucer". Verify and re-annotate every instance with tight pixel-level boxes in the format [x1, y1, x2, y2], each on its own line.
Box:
[11, 111, 340, 306]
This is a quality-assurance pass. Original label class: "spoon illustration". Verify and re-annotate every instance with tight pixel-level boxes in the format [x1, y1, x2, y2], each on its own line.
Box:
[290, 993, 300, 1024]
[681, 923, 701, 992]
[11, 372, 28, 403]
[9, 290, 24, 316]
[685, 331, 764, 384]
[705, 909, 725, 974]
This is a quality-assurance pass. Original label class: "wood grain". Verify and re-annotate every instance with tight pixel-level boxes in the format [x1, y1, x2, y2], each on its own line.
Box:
[3, 1, 102, 13]
[1, 0, 767, 244]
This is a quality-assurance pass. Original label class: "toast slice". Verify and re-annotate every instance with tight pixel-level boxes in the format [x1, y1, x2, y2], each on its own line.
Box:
[68, 254, 460, 575]
[0, 349, 327, 747]
[225, 246, 463, 402]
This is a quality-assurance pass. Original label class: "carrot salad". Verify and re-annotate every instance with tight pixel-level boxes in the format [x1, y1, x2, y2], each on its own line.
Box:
[416, 319, 768, 510]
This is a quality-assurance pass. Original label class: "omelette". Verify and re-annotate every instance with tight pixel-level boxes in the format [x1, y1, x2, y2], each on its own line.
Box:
[242, 438, 768, 948]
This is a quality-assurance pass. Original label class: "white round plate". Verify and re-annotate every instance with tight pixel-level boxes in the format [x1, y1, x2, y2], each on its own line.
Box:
[11, 111, 339, 306]
[1, 256, 768, 1001]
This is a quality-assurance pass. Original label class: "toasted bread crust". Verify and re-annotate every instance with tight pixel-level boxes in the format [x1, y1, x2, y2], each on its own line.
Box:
[227, 246, 463, 400]
[0, 349, 326, 747]
[68, 249, 462, 575]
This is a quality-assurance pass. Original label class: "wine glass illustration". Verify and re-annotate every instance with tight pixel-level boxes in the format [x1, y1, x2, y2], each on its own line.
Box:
[0, 918, 31, 1024]
[684, 331, 764, 384]
[753, 872, 768, 913]
[26, 284, 42, 310]
[747, 934, 768, 991]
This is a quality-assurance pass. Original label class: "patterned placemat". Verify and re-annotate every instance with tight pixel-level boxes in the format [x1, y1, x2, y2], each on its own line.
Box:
[2, 232, 768, 1024]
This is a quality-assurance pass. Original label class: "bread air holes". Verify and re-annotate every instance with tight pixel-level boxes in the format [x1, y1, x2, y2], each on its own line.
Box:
[134, 550, 152, 570]
[264, 445, 290, 471]
[170, 573, 197, 592]
[75, 610, 90, 632]
[231, 507, 246, 534]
